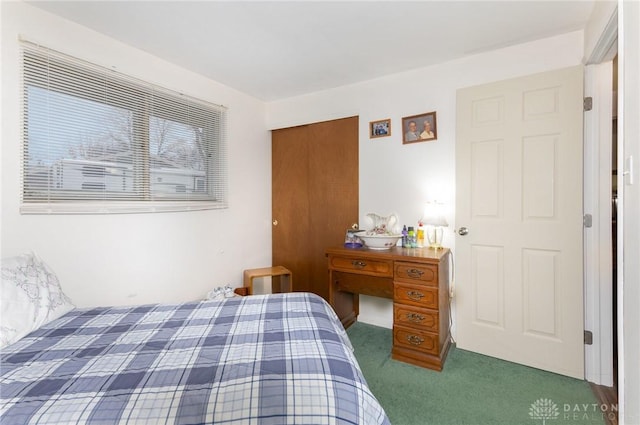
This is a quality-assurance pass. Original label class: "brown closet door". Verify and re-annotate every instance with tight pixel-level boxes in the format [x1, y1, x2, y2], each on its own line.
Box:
[272, 116, 359, 301]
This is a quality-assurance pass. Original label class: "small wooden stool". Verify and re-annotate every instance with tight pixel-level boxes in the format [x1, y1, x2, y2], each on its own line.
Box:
[243, 266, 292, 295]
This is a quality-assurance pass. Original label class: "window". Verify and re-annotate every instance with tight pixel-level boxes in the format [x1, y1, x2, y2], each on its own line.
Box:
[21, 41, 228, 214]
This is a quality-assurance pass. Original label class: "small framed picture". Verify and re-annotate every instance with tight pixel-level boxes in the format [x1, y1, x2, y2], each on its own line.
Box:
[369, 118, 391, 139]
[402, 111, 437, 144]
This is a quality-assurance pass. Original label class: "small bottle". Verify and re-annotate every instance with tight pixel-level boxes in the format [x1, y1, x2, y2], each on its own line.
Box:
[402, 225, 408, 247]
[408, 226, 416, 248]
[417, 222, 425, 248]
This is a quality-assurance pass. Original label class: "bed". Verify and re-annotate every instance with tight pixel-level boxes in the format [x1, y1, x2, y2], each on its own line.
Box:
[0, 255, 390, 425]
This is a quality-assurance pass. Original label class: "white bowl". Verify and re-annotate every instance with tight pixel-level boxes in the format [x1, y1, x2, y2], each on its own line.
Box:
[359, 234, 402, 250]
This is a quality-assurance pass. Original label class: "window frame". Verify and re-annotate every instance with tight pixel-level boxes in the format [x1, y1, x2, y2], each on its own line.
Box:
[20, 42, 228, 215]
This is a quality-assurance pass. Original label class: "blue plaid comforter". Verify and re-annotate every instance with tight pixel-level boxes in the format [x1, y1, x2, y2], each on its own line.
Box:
[1, 293, 389, 425]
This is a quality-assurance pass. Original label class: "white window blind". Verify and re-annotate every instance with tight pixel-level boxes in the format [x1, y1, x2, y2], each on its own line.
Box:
[20, 41, 228, 214]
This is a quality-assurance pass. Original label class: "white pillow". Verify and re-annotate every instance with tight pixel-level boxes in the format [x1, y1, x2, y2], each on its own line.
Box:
[1, 252, 74, 348]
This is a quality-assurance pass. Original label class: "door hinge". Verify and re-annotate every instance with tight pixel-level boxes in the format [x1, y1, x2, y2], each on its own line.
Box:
[584, 330, 593, 345]
[583, 214, 593, 228]
[584, 97, 593, 111]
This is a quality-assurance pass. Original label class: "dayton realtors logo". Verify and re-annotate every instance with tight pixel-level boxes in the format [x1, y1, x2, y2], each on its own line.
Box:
[529, 398, 618, 423]
[529, 398, 560, 424]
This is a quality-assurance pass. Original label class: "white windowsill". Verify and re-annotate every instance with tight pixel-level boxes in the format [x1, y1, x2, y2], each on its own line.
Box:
[20, 200, 227, 215]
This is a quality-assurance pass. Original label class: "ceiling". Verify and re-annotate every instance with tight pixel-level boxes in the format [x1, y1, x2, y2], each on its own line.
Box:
[28, 1, 595, 101]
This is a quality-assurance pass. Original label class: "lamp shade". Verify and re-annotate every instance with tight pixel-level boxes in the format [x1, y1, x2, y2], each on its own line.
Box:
[422, 202, 449, 227]
[422, 215, 449, 227]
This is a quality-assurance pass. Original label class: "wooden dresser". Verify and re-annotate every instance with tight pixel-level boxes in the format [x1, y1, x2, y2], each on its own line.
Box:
[326, 246, 451, 371]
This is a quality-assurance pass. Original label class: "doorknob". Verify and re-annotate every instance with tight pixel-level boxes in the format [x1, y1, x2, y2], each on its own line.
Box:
[351, 223, 359, 230]
[273, 220, 278, 226]
[458, 227, 469, 236]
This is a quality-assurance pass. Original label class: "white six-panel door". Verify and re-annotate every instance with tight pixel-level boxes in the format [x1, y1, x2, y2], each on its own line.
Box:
[455, 66, 585, 379]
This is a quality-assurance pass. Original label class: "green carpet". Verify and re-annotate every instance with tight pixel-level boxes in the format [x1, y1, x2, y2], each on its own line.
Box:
[347, 322, 608, 425]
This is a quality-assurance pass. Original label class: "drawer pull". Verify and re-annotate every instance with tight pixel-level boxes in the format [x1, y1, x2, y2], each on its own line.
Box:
[351, 260, 367, 269]
[407, 268, 424, 278]
[406, 312, 425, 323]
[406, 290, 424, 301]
[407, 335, 424, 346]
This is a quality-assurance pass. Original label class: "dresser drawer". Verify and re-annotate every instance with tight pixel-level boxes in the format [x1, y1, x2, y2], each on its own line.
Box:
[329, 256, 393, 277]
[394, 283, 438, 309]
[393, 325, 439, 355]
[393, 304, 439, 332]
[395, 262, 438, 286]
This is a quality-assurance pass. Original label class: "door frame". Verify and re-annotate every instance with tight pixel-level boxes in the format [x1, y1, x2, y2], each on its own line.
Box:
[583, 5, 618, 386]
[583, 62, 614, 386]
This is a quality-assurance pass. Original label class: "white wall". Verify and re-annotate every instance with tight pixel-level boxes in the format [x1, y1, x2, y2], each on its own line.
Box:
[267, 31, 585, 330]
[0, 3, 272, 308]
